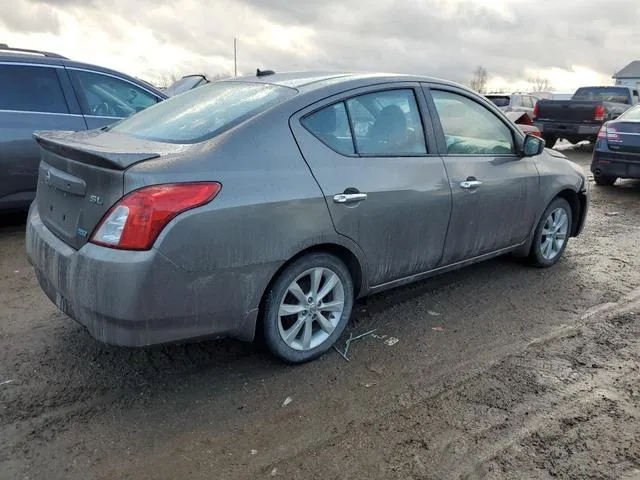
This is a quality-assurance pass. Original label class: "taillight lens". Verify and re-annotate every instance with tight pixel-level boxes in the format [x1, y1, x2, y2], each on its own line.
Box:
[594, 105, 606, 121]
[532, 101, 539, 119]
[606, 126, 620, 141]
[90, 182, 221, 250]
[597, 124, 620, 141]
[597, 125, 607, 139]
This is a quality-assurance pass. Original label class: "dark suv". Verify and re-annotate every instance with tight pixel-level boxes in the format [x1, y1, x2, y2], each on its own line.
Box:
[0, 45, 167, 212]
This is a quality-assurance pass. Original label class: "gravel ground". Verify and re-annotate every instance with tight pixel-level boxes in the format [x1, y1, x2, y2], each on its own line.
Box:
[1, 145, 639, 480]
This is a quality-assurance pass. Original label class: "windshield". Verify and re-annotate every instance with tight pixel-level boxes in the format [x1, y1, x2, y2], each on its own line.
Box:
[111, 81, 297, 143]
[164, 76, 207, 96]
[619, 105, 640, 121]
[486, 96, 510, 107]
[572, 87, 630, 104]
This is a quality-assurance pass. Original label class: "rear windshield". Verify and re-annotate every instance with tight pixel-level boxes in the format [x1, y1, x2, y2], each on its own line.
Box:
[111, 81, 296, 143]
[486, 95, 510, 107]
[619, 105, 640, 120]
[572, 87, 630, 104]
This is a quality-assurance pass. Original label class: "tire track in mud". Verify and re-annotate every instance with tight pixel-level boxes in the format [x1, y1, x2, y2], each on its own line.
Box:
[262, 290, 640, 480]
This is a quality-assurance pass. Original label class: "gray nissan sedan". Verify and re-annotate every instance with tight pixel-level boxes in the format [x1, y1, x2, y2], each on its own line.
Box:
[26, 71, 589, 363]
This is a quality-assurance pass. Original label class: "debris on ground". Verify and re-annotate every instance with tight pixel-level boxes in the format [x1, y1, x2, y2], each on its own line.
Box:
[360, 382, 376, 388]
[282, 397, 292, 407]
[270, 468, 278, 476]
[432, 326, 445, 332]
[250, 449, 258, 455]
[384, 337, 399, 346]
[427, 310, 441, 317]
[0, 379, 14, 386]
[367, 364, 385, 375]
[334, 329, 378, 362]
[605, 212, 621, 216]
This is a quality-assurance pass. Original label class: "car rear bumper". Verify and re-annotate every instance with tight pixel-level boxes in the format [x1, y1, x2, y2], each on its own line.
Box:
[26, 204, 262, 347]
[591, 149, 640, 179]
[535, 122, 601, 138]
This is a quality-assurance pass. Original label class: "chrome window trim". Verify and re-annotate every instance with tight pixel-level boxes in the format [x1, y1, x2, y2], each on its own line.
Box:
[66, 67, 161, 98]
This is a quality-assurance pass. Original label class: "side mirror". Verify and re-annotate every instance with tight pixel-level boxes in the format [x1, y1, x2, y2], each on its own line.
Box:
[522, 134, 545, 157]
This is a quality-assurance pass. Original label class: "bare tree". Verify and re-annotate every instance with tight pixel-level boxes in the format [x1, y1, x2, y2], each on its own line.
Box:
[470, 66, 489, 94]
[528, 76, 555, 92]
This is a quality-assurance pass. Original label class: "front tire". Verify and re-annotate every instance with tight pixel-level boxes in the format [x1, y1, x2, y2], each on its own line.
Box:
[262, 253, 354, 364]
[593, 174, 617, 186]
[529, 197, 572, 268]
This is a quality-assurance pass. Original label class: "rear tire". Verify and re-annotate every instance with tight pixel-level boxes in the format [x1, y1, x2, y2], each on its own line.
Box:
[262, 253, 353, 364]
[529, 197, 572, 268]
[543, 134, 558, 148]
[593, 174, 617, 186]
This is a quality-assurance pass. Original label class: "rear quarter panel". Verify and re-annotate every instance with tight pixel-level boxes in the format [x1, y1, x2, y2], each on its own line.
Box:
[124, 106, 368, 316]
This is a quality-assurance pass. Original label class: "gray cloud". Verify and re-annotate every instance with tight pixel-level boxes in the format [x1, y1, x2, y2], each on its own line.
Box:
[0, 1, 61, 34]
[10, 0, 640, 87]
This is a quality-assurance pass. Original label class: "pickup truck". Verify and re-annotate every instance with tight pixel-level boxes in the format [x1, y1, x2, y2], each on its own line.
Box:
[533, 86, 639, 148]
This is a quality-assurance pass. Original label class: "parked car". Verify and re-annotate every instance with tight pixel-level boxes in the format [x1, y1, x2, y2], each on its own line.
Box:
[591, 104, 640, 186]
[26, 71, 589, 363]
[505, 111, 542, 138]
[533, 86, 639, 148]
[486, 92, 539, 119]
[531, 91, 554, 100]
[0, 45, 167, 212]
[164, 74, 209, 96]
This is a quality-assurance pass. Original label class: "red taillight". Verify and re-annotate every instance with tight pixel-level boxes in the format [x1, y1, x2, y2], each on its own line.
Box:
[594, 105, 606, 121]
[530, 129, 542, 138]
[597, 124, 620, 141]
[533, 101, 539, 119]
[90, 182, 221, 250]
[597, 126, 607, 139]
[606, 126, 620, 141]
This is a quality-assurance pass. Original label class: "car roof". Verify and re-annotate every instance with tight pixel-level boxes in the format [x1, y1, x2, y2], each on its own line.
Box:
[226, 70, 462, 91]
[0, 52, 166, 97]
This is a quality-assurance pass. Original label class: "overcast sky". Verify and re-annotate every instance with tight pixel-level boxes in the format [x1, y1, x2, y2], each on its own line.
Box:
[1, 0, 638, 91]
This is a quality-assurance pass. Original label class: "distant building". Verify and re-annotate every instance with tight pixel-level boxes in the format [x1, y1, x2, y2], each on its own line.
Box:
[613, 61, 640, 89]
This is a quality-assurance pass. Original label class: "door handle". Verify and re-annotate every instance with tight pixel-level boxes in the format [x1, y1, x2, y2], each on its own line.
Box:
[460, 180, 483, 189]
[333, 193, 368, 204]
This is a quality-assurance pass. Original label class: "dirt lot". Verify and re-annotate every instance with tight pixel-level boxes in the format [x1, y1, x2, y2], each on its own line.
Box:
[1, 145, 640, 480]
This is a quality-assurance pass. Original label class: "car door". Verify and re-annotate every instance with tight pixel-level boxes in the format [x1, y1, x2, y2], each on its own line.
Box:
[67, 68, 162, 129]
[423, 85, 539, 265]
[0, 63, 86, 210]
[290, 84, 452, 286]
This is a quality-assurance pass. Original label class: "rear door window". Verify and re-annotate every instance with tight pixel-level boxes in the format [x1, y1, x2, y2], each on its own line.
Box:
[71, 70, 160, 118]
[302, 102, 355, 155]
[0, 64, 69, 113]
[346, 89, 427, 155]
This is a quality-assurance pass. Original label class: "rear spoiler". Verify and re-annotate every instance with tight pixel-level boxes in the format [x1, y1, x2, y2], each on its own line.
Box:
[33, 132, 160, 170]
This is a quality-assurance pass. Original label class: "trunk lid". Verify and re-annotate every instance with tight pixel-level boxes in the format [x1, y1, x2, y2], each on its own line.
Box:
[536, 100, 603, 124]
[607, 121, 640, 154]
[34, 130, 185, 249]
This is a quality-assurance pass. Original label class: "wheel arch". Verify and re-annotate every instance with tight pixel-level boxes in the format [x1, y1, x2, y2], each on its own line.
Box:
[555, 188, 585, 237]
[251, 242, 366, 343]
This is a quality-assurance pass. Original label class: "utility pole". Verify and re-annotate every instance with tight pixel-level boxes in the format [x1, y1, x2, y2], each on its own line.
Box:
[234, 38, 237, 77]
